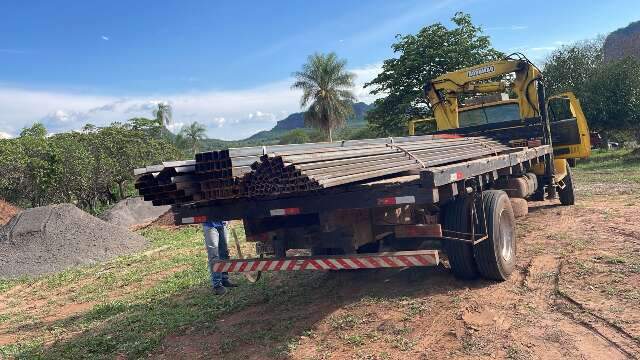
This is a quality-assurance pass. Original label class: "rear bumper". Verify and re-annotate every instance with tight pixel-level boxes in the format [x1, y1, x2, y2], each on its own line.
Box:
[212, 250, 439, 273]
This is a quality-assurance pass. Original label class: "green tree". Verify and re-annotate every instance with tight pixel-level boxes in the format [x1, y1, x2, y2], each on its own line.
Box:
[0, 120, 181, 213]
[48, 132, 94, 204]
[17, 123, 52, 206]
[129, 117, 162, 138]
[364, 12, 502, 135]
[179, 121, 208, 154]
[543, 38, 640, 139]
[0, 138, 28, 205]
[543, 38, 604, 99]
[292, 52, 356, 142]
[335, 126, 376, 140]
[581, 57, 640, 137]
[278, 129, 311, 145]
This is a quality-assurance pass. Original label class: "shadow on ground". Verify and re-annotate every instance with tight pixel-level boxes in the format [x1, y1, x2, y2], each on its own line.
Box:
[20, 263, 484, 359]
[151, 265, 489, 360]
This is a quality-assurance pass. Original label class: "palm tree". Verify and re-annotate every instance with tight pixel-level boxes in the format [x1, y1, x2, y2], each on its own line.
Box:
[292, 52, 356, 142]
[179, 122, 207, 154]
[154, 102, 173, 138]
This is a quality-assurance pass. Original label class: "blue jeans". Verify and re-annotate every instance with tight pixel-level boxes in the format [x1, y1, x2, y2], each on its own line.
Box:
[203, 223, 229, 288]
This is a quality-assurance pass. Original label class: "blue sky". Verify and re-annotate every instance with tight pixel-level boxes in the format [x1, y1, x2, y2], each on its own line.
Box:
[1, 0, 638, 139]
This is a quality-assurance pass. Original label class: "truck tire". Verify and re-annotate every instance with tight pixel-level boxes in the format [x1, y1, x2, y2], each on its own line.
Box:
[474, 190, 516, 281]
[558, 166, 575, 206]
[442, 196, 479, 280]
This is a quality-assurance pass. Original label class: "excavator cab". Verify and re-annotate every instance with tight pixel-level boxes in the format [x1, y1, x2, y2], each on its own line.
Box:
[447, 93, 591, 161]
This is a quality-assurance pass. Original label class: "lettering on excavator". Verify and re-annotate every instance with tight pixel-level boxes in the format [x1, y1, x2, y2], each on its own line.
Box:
[467, 65, 495, 77]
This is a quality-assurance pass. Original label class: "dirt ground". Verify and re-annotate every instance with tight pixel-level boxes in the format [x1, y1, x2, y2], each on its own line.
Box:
[0, 164, 638, 359]
[0, 199, 20, 226]
[153, 187, 640, 359]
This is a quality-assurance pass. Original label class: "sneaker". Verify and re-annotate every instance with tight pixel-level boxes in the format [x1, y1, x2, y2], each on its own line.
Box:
[222, 279, 238, 288]
[213, 286, 227, 295]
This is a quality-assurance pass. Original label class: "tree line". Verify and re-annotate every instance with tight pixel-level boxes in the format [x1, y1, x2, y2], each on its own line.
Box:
[0, 119, 179, 213]
[295, 12, 640, 142]
[543, 38, 640, 141]
[4, 12, 639, 212]
[363, 13, 640, 140]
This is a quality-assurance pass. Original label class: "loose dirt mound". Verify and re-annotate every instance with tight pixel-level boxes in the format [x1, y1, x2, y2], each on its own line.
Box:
[0, 204, 148, 278]
[150, 209, 177, 227]
[0, 199, 20, 226]
[101, 197, 170, 228]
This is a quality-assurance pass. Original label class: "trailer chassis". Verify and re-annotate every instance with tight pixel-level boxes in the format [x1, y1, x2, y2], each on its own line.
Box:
[175, 145, 553, 281]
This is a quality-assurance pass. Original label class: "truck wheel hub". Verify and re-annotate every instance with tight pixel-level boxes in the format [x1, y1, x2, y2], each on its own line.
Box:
[499, 209, 514, 262]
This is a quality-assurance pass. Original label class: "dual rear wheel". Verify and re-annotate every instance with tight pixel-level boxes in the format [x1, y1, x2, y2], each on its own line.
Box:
[443, 190, 516, 281]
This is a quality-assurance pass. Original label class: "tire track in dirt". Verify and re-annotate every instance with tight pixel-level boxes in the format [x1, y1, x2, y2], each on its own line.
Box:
[553, 261, 640, 359]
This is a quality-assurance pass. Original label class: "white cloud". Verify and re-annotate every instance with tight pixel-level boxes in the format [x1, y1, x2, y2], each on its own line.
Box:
[0, 64, 381, 140]
[0, 131, 12, 139]
[247, 111, 276, 122]
[351, 63, 384, 104]
[101, 35, 109, 41]
[0, 87, 115, 136]
[165, 122, 184, 132]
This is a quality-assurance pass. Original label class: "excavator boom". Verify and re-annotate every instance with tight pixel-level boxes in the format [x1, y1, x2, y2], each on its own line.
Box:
[416, 55, 591, 190]
[423, 59, 541, 130]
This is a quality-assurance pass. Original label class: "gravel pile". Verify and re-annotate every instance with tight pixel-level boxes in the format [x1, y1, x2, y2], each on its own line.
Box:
[0, 199, 20, 226]
[0, 204, 148, 278]
[101, 197, 170, 228]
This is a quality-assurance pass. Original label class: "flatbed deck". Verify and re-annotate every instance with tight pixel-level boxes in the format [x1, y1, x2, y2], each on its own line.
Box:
[176, 145, 552, 223]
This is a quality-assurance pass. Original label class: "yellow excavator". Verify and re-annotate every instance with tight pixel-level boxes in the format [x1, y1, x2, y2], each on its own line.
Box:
[409, 54, 591, 205]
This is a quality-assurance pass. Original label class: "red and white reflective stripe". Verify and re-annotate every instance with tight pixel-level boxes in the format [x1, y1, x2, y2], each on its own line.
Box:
[449, 171, 465, 181]
[182, 215, 207, 224]
[377, 195, 416, 206]
[269, 207, 301, 216]
[211, 250, 439, 272]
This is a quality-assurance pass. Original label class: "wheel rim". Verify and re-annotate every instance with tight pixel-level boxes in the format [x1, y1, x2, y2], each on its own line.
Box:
[498, 209, 514, 262]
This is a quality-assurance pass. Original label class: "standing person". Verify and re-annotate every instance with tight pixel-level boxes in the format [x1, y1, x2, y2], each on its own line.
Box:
[203, 220, 237, 295]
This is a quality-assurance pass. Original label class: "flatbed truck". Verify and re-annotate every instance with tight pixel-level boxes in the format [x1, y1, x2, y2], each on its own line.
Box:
[170, 56, 591, 281]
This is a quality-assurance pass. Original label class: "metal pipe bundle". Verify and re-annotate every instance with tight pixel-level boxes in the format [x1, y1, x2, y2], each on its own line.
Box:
[135, 135, 512, 205]
[134, 161, 201, 206]
[243, 136, 509, 197]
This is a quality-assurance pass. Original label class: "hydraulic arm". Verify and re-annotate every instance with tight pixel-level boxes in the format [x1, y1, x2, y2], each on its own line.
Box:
[423, 58, 541, 130]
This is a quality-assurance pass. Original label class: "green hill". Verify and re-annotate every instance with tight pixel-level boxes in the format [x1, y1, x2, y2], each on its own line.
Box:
[201, 102, 372, 150]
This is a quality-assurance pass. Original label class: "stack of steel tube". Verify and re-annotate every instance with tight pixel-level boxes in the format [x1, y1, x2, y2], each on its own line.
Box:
[136, 135, 511, 204]
[134, 161, 201, 206]
[245, 156, 321, 197]
[244, 136, 509, 196]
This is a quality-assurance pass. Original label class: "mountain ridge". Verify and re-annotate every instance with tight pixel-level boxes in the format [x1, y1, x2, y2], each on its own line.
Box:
[604, 20, 640, 62]
[203, 102, 372, 149]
